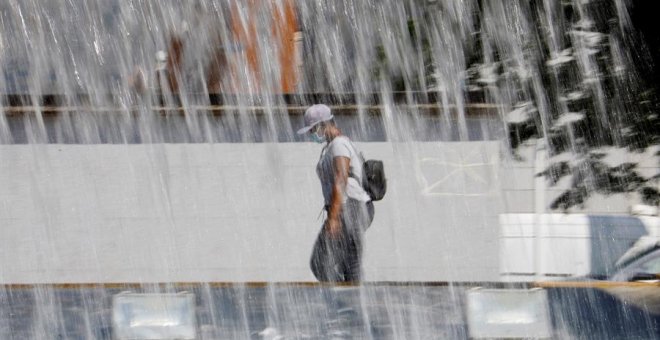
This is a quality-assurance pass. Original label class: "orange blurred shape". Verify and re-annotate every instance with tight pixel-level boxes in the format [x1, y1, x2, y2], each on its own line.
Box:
[230, 0, 299, 94]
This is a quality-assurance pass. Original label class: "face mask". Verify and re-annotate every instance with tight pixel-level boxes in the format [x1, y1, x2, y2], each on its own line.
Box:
[311, 130, 326, 144]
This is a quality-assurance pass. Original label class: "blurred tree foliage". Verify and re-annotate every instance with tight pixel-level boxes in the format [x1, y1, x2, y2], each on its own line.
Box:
[467, 0, 659, 209]
[370, 0, 658, 209]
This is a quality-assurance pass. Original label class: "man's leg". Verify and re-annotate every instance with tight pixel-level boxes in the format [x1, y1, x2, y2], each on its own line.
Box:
[341, 200, 375, 282]
[342, 232, 362, 282]
[311, 200, 375, 283]
[310, 226, 343, 282]
[311, 224, 358, 282]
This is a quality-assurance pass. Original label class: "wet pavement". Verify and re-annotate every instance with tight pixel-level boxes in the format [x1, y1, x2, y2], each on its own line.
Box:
[0, 282, 658, 339]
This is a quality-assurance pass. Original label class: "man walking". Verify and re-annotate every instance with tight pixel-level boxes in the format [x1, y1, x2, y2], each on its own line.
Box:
[298, 104, 375, 283]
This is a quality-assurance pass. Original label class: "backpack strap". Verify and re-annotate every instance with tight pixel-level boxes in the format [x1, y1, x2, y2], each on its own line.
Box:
[346, 140, 366, 185]
[318, 143, 328, 162]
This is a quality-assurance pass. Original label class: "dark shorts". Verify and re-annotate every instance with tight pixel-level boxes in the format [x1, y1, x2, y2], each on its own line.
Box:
[310, 199, 375, 283]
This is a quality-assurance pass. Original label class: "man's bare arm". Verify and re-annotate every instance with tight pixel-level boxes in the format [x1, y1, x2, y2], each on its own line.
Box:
[326, 156, 350, 237]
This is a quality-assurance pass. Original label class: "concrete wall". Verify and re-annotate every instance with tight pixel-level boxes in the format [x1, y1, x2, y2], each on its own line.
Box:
[0, 142, 503, 283]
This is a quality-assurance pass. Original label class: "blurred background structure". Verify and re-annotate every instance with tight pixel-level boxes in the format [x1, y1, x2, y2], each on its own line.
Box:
[0, 0, 658, 338]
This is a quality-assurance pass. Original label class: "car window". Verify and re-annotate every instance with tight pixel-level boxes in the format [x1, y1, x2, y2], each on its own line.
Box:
[611, 249, 660, 281]
[637, 254, 660, 274]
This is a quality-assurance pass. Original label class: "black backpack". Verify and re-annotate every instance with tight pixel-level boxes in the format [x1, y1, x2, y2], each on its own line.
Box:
[361, 159, 387, 201]
[349, 143, 387, 201]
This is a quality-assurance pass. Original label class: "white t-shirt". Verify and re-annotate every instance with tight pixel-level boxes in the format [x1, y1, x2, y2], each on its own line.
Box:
[316, 136, 371, 205]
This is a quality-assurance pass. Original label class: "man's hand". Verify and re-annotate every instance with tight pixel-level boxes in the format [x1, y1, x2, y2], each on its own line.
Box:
[325, 217, 342, 239]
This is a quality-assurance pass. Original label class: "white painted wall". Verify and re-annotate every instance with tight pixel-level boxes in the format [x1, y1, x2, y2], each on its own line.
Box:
[1, 141, 655, 283]
[0, 142, 502, 283]
[501, 143, 659, 215]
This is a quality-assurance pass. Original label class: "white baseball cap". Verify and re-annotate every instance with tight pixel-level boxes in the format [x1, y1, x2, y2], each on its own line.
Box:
[297, 104, 334, 134]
